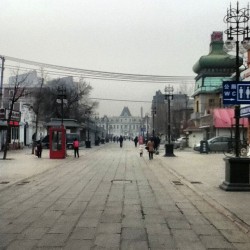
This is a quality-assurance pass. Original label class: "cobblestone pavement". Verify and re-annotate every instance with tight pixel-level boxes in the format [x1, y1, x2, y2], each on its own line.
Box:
[1, 142, 250, 249]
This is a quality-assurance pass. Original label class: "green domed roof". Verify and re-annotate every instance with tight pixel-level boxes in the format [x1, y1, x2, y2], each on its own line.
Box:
[193, 40, 243, 74]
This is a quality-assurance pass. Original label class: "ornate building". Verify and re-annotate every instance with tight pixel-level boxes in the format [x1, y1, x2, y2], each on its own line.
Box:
[186, 31, 248, 147]
[99, 107, 143, 138]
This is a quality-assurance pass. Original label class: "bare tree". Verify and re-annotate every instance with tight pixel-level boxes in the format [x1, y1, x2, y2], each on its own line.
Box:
[37, 77, 98, 123]
[29, 69, 48, 154]
[3, 70, 31, 159]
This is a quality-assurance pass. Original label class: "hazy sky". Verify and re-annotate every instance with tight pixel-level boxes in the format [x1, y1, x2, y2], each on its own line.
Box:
[0, 0, 245, 117]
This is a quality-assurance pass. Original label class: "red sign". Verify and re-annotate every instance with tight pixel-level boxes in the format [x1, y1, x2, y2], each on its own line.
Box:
[9, 121, 19, 126]
[138, 135, 144, 145]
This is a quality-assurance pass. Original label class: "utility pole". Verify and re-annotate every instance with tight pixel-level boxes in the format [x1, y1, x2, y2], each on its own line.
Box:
[0, 56, 5, 107]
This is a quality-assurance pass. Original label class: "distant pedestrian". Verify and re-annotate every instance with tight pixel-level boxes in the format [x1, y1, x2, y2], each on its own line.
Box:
[146, 137, 155, 160]
[119, 135, 123, 148]
[73, 138, 79, 158]
[134, 136, 138, 147]
[139, 144, 143, 157]
[36, 141, 42, 158]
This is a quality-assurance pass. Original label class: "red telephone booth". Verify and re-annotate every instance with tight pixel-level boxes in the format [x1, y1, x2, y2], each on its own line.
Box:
[49, 126, 66, 159]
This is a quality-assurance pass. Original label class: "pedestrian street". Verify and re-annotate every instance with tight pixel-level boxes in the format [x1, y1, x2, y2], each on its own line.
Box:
[1, 141, 250, 249]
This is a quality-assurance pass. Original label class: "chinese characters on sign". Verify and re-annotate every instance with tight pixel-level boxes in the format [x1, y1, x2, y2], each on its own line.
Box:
[223, 81, 250, 105]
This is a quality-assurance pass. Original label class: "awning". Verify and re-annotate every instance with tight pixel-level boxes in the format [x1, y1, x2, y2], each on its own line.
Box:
[213, 108, 249, 128]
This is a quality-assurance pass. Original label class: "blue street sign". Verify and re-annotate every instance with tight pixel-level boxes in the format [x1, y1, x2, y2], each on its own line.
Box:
[223, 81, 250, 105]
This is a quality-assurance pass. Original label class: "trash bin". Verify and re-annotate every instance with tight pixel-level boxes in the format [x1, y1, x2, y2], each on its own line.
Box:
[200, 140, 208, 154]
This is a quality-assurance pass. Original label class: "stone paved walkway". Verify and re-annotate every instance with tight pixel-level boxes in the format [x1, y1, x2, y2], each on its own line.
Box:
[0, 142, 250, 249]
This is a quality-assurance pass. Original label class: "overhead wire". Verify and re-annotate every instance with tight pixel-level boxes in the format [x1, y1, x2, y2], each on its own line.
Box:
[2, 55, 196, 84]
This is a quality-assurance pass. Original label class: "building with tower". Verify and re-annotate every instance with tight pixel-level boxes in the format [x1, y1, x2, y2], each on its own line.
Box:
[187, 31, 248, 147]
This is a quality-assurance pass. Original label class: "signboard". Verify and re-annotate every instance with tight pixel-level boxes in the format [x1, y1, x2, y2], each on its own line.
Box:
[0, 108, 5, 120]
[223, 81, 250, 105]
[138, 135, 143, 145]
[240, 105, 250, 117]
[0, 108, 21, 122]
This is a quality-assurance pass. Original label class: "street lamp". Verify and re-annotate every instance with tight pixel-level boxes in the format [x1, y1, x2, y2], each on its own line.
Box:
[152, 106, 156, 137]
[145, 114, 149, 141]
[164, 85, 175, 157]
[56, 86, 67, 127]
[0, 56, 5, 106]
[85, 110, 91, 148]
[223, 2, 250, 157]
[220, 2, 250, 191]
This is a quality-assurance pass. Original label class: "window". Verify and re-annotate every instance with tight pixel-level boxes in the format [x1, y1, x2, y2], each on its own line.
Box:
[208, 98, 215, 107]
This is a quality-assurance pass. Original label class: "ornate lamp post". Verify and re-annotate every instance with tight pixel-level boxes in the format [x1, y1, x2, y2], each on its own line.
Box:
[164, 85, 175, 157]
[220, 2, 250, 191]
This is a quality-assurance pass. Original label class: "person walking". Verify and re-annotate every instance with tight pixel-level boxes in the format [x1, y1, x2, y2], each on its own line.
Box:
[73, 138, 79, 158]
[134, 136, 138, 147]
[119, 135, 123, 148]
[36, 141, 42, 158]
[146, 137, 155, 160]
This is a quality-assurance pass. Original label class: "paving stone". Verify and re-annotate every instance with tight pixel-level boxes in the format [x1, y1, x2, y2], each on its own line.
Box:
[122, 227, 147, 240]
[37, 233, 68, 247]
[4, 239, 38, 250]
[167, 219, 191, 229]
[122, 218, 144, 228]
[94, 233, 120, 248]
[233, 242, 250, 249]
[19, 227, 49, 240]
[97, 223, 121, 234]
[0, 234, 17, 248]
[64, 239, 93, 250]
[200, 235, 236, 249]
[191, 224, 221, 236]
[148, 234, 176, 249]
[121, 240, 148, 250]
[100, 213, 122, 223]
[220, 229, 250, 243]
[70, 227, 96, 240]
[146, 223, 171, 235]
[144, 214, 165, 224]
[204, 212, 239, 230]
[76, 217, 99, 228]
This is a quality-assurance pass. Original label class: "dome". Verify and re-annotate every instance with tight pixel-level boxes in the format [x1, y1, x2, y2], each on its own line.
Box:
[193, 40, 243, 74]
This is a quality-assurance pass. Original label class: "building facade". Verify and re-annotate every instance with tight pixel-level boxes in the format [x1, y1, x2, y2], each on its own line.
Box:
[99, 107, 143, 139]
[186, 31, 247, 147]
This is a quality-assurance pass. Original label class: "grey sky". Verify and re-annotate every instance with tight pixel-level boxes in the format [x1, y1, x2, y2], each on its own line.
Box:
[0, 0, 243, 116]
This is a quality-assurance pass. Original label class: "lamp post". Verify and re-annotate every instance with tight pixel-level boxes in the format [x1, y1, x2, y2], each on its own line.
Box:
[220, 2, 250, 191]
[94, 115, 100, 146]
[85, 110, 91, 148]
[152, 106, 156, 137]
[56, 86, 67, 127]
[164, 85, 175, 157]
[0, 56, 5, 107]
[145, 114, 149, 141]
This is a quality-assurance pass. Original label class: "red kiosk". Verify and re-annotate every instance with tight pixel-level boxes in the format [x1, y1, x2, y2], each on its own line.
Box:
[49, 126, 66, 159]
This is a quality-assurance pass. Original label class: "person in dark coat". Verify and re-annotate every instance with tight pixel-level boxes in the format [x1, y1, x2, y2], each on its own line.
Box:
[134, 136, 138, 147]
[36, 141, 42, 158]
[119, 135, 123, 148]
